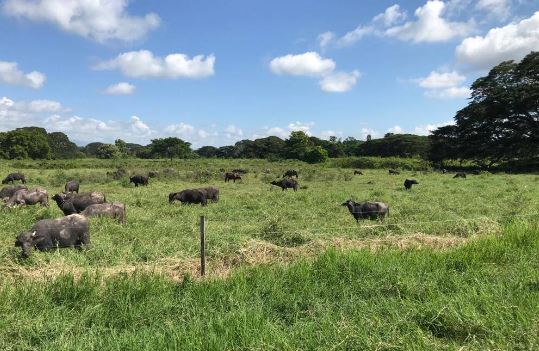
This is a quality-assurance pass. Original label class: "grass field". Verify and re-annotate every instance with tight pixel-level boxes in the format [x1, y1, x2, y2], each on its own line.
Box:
[0, 158, 538, 350]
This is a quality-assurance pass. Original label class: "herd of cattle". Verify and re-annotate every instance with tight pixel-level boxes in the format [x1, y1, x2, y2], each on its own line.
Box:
[2, 167, 475, 258]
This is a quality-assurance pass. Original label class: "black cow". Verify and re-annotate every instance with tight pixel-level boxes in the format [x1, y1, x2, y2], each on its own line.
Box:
[169, 189, 207, 206]
[52, 192, 106, 215]
[341, 200, 389, 222]
[354, 170, 363, 175]
[0, 185, 27, 201]
[283, 169, 299, 178]
[130, 175, 149, 187]
[454, 172, 467, 179]
[2, 172, 26, 184]
[81, 202, 126, 224]
[388, 169, 400, 175]
[15, 214, 90, 258]
[270, 178, 298, 191]
[197, 187, 219, 202]
[65, 180, 80, 193]
[225, 172, 242, 183]
[404, 179, 419, 190]
[5, 188, 48, 208]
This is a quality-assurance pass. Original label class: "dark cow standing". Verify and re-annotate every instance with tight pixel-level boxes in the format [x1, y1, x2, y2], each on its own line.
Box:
[15, 214, 90, 258]
[270, 178, 298, 191]
[2, 172, 26, 184]
[454, 172, 467, 179]
[0, 185, 27, 201]
[224, 172, 242, 183]
[5, 188, 48, 208]
[81, 203, 126, 224]
[341, 200, 389, 222]
[354, 170, 363, 175]
[130, 175, 149, 187]
[169, 189, 207, 206]
[283, 169, 299, 178]
[404, 179, 419, 190]
[388, 169, 400, 175]
[65, 180, 80, 193]
[197, 187, 219, 202]
[52, 192, 106, 215]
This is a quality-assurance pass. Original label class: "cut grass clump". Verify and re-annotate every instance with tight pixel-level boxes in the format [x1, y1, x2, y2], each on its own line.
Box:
[258, 219, 309, 247]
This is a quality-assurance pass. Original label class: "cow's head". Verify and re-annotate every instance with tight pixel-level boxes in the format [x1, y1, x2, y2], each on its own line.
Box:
[15, 231, 44, 258]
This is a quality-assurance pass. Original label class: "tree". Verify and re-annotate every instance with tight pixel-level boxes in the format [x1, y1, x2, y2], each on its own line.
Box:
[84, 142, 106, 157]
[47, 132, 80, 159]
[430, 51, 539, 166]
[304, 145, 328, 163]
[149, 137, 192, 159]
[115, 139, 129, 158]
[285, 131, 311, 160]
[195, 146, 219, 158]
[0, 127, 51, 159]
[357, 134, 430, 158]
[95, 144, 120, 159]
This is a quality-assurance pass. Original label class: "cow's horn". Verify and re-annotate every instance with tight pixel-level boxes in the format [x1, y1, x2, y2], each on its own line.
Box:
[31, 231, 37, 237]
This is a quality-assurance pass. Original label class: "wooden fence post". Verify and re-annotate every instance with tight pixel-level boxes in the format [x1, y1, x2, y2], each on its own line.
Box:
[200, 215, 206, 276]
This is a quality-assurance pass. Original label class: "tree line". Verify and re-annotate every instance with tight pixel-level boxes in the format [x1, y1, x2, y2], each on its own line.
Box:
[1, 52, 537, 168]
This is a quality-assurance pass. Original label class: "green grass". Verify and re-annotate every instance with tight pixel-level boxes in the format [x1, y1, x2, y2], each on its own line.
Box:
[0, 220, 538, 350]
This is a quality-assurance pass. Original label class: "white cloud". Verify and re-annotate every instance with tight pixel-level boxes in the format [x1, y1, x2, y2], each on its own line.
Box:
[425, 86, 471, 99]
[318, 31, 335, 50]
[224, 124, 243, 139]
[360, 128, 378, 140]
[2, 0, 160, 43]
[269, 52, 335, 77]
[476, 0, 511, 21]
[0, 61, 45, 89]
[319, 70, 360, 92]
[414, 120, 454, 135]
[387, 125, 403, 134]
[165, 122, 196, 136]
[337, 26, 375, 47]
[385, 0, 474, 43]
[456, 11, 539, 70]
[95, 50, 216, 79]
[373, 4, 407, 27]
[288, 121, 314, 135]
[104, 82, 135, 95]
[320, 130, 342, 140]
[413, 70, 470, 99]
[130, 116, 151, 134]
[262, 127, 288, 139]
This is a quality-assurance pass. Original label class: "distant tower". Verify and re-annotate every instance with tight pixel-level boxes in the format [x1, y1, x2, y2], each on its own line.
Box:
[366, 134, 372, 141]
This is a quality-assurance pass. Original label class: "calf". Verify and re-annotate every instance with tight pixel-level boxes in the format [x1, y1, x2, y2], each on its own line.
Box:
[270, 178, 298, 191]
[404, 179, 418, 190]
[388, 169, 400, 175]
[224, 172, 242, 183]
[341, 200, 389, 222]
[15, 214, 90, 258]
[65, 180, 80, 193]
[283, 169, 299, 178]
[5, 188, 48, 208]
[130, 175, 149, 187]
[81, 202, 125, 224]
[0, 185, 27, 202]
[2, 172, 26, 184]
[52, 192, 106, 215]
[169, 189, 207, 206]
[453, 172, 467, 179]
[354, 170, 363, 175]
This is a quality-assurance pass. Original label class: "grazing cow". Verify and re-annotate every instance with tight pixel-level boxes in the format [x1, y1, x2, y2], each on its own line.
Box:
[81, 202, 125, 224]
[270, 178, 298, 191]
[283, 169, 299, 178]
[15, 214, 90, 258]
[354, 170, 363, 175]
[341, 200, 389, 222]
[65, 180, 80, 193]
[404, 179, 419, 190]
[0, 185, 27, 202]
[148, 171, 159, 178]
[2, 172, 26, 184]
[52, 192, 106, 215]
[454, 172, 467, 179]
[388, 169, 400, 175]
[5, 188, 48, 208]
[106, 168, 127, 180]
[130, 175, 149, 187]
[224, 172, 242, 183]
[232, 168, 248, 174]
[197, 187, 219, 202]
[169, 189, 207, 206]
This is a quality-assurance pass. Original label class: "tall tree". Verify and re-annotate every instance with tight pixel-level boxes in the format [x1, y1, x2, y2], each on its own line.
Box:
[149, 137, 192, 159]
[47, 132, 80, 159]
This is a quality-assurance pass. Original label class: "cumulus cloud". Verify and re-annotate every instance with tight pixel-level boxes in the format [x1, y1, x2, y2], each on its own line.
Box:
[387, 125, 403, 134]
[337, 26, 375, 47]
[456, 11, 539, 70]
[360, 128, 378, 140]
[269, 52, 335, 77]
[95, 50, 216, 79]
[224, 125, 243, 139]
[414, 120, 454, 135]
[104, 82, 136, 95]
[130, 116, 151, 134]
[288, 121, 314, 135]
[385, 0, 474, 43]
[2, 0, 160, 43]
[0, 61, 45, 89]
[319, 70, 360, 92]
[413, 70, 470, 99]
[476, 0, 512, 21]
[373, 4, 407, 27]
[320, 130, 343, 139]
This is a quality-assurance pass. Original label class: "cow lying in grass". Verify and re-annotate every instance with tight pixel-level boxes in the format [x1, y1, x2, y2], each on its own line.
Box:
[341, 200, 389, 222]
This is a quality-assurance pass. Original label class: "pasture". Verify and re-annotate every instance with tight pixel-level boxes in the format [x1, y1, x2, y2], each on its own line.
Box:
[0, 158, 538, 350]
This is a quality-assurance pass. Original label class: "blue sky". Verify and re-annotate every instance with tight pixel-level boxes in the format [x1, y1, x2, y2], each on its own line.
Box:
[0, 0, 538, 147]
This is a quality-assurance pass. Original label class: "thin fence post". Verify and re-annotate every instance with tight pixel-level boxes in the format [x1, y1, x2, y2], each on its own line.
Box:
[200, 215, 206, 277]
